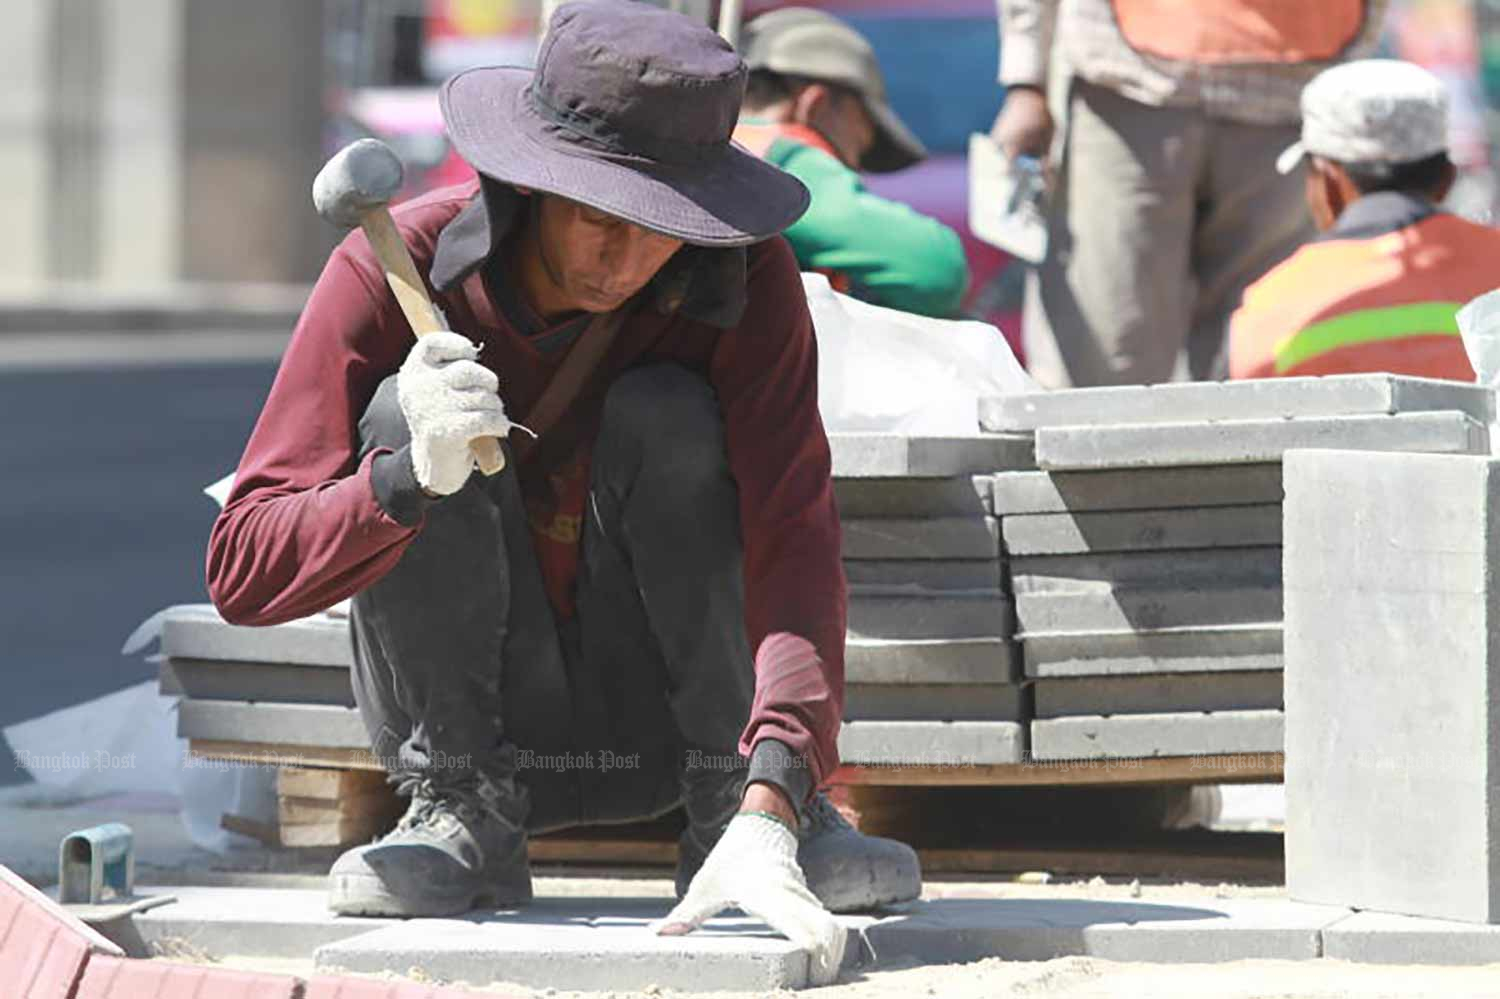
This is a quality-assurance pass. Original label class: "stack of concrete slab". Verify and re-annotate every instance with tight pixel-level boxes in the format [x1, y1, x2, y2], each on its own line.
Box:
[157, 604, 367, 754]
[980, 375, 1493, 763]
[830, 433, 1035, 768]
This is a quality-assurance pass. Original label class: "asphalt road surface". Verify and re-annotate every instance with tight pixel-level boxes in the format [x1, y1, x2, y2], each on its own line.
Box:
[0, 340, 281, 785]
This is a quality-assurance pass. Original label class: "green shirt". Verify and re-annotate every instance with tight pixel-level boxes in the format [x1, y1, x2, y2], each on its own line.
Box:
[765, 136, 970, 319]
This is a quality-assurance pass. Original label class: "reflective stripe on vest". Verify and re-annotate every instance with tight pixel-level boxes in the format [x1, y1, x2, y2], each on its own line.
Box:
[1112, 0, 1365, 65]
[1274, 301, 1463, 374]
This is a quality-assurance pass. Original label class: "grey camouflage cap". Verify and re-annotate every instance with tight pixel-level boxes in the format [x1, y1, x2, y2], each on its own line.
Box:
[1277, 59, 1449, 175]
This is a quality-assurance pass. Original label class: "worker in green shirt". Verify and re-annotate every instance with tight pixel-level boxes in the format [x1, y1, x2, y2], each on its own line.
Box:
[734, 7, 970, 319]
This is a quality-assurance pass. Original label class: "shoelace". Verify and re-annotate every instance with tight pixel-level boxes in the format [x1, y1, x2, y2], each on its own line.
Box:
[801, 792, 854, 836]
[393, 775, 483, 832]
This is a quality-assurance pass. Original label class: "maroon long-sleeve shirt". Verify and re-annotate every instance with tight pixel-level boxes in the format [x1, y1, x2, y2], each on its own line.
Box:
[206, 180, 846, 788]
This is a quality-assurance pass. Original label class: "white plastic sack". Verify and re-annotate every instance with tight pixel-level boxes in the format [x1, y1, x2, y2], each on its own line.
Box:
[1456, 289, 1500, 454]
[806, 273, 1036, 434]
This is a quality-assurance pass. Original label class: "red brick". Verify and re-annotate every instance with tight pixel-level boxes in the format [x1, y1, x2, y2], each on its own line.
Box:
[0, 864, 121, 998]
[75, 956, 299, 999]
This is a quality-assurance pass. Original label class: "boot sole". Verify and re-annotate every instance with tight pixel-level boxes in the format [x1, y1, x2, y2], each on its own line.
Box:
[329, 872, 533, 917]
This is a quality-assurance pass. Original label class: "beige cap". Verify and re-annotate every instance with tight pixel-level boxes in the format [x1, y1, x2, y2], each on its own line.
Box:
[740, 7, 926, 173]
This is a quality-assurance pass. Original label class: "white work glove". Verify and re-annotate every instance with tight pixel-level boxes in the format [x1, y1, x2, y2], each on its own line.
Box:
[396, 331, 512, 496]
[652, 813, 846, 986]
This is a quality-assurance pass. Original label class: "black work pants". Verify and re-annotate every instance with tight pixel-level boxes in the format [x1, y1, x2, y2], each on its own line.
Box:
[348, 364, 755, 833]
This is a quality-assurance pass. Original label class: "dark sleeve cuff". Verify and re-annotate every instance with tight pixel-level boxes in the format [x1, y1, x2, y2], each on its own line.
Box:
[370, 445, 440, 527]
[746, 738, 814, 807]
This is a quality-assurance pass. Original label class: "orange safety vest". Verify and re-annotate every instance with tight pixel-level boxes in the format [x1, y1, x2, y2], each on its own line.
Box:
[1229, 212, 1491, 382]
[1112, 0, 1366, 65]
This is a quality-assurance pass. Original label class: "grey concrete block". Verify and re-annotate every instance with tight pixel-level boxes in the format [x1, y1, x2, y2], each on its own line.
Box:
[829, 433, 1035, 478]
[1024, 625, 1283, 677]
[1035, 412, 1488, 471]
[844, 559, 1001, 591]
[981, 374, 1492, 432]
[1028, 709, 1284, 760]
[1322, 911, 1500, 965]
[837, 720, 1026, 765]
[834, 475, 992, 518]
[841, 517, 999, 560]
[176, 699, 368, 749]
[844, 684, 1024, 722]
[161, 603, 352, 667]
[1009, 548, 1282, 595]
[845, 637, 1017, 685]
[868, 898, 1347, 965]
[314, 915, 811, 992]
[1001, 505, 1281, 555]
[1284, 449, 1500, 924]
[848, 589, 1014, 640]
[1015, 585, 1281, 634]
[125, 886, 395, 960]
[161, 657, 355, 707]
[1032, 671, 1283, 719]
[991, 465, 1283, 516]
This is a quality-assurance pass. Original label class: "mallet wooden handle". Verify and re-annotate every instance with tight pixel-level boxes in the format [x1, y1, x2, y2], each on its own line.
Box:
[359, 205, 507, 476]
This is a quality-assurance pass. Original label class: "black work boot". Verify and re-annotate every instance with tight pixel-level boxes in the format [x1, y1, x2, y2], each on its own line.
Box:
[673, 764, 744, 900]
[327, 772, 532, 917]
[795, 791, 922, 912]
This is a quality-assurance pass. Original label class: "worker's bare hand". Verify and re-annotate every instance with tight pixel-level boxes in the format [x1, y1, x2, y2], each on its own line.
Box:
[651, 813, 846, 985]
[396, 331, 513, 496]
[991, 86, 1054, 161]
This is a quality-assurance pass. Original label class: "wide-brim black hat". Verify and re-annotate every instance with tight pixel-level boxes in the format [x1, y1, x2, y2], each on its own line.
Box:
[440, 2, 810, 248]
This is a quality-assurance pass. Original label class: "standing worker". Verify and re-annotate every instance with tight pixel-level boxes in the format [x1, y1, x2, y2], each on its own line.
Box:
[992, 0, 1388, 387]
[207, 2, 920, 981]
[734, 7, 970, 318]
[1230, 60, 1481, 381]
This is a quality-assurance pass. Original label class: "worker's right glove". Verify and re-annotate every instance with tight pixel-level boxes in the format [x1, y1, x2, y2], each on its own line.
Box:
[396, 331, 513, 496]
[652, 813, 847, 986]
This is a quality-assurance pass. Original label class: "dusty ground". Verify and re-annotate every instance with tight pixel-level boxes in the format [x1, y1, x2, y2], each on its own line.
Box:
[203, 953, 1500, 998]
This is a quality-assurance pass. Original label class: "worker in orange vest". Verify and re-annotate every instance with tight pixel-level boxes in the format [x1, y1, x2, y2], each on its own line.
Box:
[1230, 60, 1484, 381]
[993, 0, 1388, 387]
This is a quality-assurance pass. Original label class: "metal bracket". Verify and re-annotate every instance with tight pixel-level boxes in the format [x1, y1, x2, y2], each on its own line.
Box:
[58, 822, 135, 905]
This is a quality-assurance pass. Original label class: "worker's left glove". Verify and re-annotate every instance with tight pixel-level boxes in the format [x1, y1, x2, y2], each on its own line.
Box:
[651, 813, 846, 986]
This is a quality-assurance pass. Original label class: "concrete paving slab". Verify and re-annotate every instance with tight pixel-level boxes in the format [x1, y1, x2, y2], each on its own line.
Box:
[837, 720, 1026, 765]
[828, 433, 1035, 478]
[847, 590, 1014, 640]
[162, 658, 354, 707]
[1023, 625, 1283, 677]
[845, 637, 1017, 685]
[314, 914, 811, 992]
[162, 604, 352, 667]
[833, 475, 991, 518]
[841, 516, 999, 560]
[1015, 585, 1282, 634]
[991, 465, 1283, 516]
[176, 699, 368, 749]
[1031, 671, 1283, 719]
[110, 886, 395, 959]
[1035, 411, 1488, 471]
[843, 559, 1001, 590]
[1001, 505, 1282, 555]
[1285, 449, 1500, 923]
[980, 374, 1492, 432]
[1322, 911, 1500, 964]
[867, 897, 1349, 964]
[844, 684, 1024, 722]
[1009, 548, 1281, 595]
[1029, 709, 1284, 760]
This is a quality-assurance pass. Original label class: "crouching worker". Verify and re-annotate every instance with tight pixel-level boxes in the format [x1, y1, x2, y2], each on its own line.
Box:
[1230, 60, 1490, 381]
[205, 1, 918, 979]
